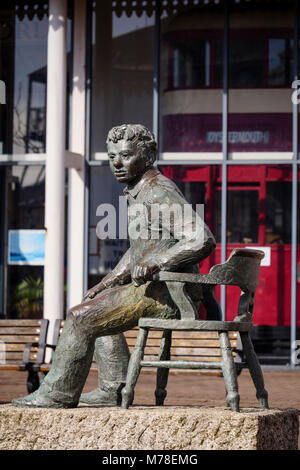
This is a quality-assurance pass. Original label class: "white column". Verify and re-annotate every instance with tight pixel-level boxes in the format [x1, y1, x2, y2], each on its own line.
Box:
[44, 0, 67, 346]
[67, 0, 87, 308]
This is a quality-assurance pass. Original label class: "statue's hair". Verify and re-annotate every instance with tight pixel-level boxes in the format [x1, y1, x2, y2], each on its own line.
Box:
[106, 124, 157, 164]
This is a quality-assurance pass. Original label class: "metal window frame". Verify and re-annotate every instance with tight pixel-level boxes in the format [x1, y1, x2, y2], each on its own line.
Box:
[220, 1, 229, 321]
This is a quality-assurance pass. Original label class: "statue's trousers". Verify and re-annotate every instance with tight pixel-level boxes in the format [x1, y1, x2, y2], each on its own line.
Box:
[37, 281, 176, 406]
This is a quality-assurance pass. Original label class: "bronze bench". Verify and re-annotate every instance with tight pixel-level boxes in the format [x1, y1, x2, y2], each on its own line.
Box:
[121, 248, 269, 412]
[124, 327, 241, 376]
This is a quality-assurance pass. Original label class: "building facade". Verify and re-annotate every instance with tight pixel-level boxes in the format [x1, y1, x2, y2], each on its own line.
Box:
[0, 0, 299, 365]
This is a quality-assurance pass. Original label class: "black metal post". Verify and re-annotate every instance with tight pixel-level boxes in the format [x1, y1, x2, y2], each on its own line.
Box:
[221, 0, 229, 320]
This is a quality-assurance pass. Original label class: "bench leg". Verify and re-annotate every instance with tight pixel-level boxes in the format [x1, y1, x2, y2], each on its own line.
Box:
[155, 330, 172, 406]
[240, 332, 269, 409]
[27, 370, 40, 394]
[219, 331, 240, 412]
[121, 327, 149, 409]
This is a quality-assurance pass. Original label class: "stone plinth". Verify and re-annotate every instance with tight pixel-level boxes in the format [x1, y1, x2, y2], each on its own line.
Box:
[0, 405, 298, 450]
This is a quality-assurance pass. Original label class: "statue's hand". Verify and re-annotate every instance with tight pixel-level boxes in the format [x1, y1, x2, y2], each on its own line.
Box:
[82, 282, 107, 302]
[132, 264, 160, 287]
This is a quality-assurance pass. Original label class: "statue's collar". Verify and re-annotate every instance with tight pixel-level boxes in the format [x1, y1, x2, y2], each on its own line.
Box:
[123, 167, 160, 198]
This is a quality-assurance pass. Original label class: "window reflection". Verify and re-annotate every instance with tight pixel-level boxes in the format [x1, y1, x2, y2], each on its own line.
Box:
[13, 13, 48, 154]
[88, 166, 129, 288]
[225, 165, 292, 246]
[7, 166, 45, 230]
[159, 165, 221, 241]
[170, 39, 210, 89]
[266, 181, 291, 244]
[5, 165, 45, 318]
[268, 39, 293, 86]
[91, 4, 154, 157]
[161, 3, 294, 154]
[0, 2, 73, 155]
[160, 7, 223, 154]
[229, 38, 264, 88]
[227, 189, 259, 243]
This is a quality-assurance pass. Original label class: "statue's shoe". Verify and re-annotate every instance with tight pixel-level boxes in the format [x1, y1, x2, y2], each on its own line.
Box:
[79, 388, 121, 406]
[12, 391, 77, 409]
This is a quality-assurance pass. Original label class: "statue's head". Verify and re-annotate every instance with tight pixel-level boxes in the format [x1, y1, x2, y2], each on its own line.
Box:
[106, 124, 157, 184]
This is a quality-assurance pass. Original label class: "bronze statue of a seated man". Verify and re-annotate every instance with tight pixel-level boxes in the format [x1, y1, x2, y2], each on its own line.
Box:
[12, 124, 216, 408]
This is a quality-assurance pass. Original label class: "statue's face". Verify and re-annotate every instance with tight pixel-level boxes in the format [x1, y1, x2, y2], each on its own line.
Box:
[107, 139, 149, 184]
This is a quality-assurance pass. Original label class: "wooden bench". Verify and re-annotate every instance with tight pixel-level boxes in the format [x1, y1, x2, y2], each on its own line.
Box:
[0, 319, 49, 393]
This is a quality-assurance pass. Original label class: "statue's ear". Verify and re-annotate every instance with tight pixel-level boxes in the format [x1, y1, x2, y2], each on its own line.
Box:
[149, 149, 157, 165]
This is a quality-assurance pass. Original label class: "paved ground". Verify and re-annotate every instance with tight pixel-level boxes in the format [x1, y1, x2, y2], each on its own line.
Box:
[1, 368, 299, 449]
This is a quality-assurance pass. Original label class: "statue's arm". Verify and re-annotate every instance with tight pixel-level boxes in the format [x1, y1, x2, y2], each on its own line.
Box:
[82, 248, 131, 301]
[131, 188, 215, 286]
[105, 248, 132, 286]
[157, 222, 216, 272]
[151, 188, 216, 272]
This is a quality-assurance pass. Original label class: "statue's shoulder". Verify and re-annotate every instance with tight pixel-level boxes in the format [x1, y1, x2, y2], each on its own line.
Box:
[146, 170, 184, 203]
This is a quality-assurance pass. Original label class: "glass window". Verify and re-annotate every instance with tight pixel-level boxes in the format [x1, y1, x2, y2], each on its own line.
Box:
[0, 1, 73, 155]
[266, 181, 291, 244]
[13, 13, 48, 154]
[159, 164, 222, 247]
[227, 189, 259, 244]
[228, 3, 293, 153]
[91, 3, 155, 158]
[0, 6, 15, 154]
[0, 3, 48, 154]
[268, 38, 293, 86]
[229, 38, 264, 88]
[160, 5, 223, 155]
[225, 165, 292, 327]
[88, 166, 129, 289]
[169, 38, 211, 89]
[215, 39, 224, 88]
[4, 166, 45, 318]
